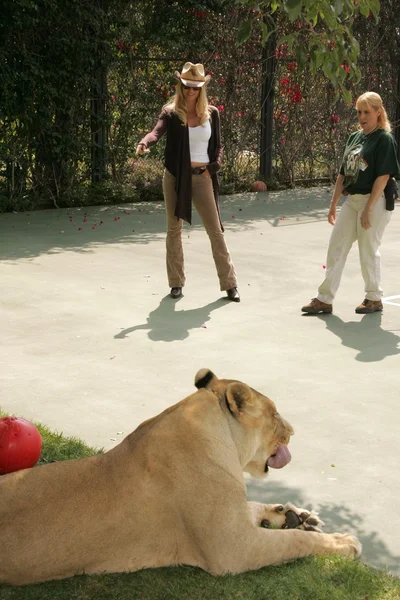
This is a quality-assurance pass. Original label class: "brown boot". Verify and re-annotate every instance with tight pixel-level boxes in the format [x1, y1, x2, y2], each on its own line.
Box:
[301, 298, 332, 314]
[355, 299, 383, 314]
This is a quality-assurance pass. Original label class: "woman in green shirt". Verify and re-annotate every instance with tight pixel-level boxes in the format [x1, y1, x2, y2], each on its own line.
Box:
[302, 92, 399, 315]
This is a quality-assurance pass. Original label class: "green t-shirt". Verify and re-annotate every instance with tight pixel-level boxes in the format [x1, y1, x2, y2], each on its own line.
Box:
[339, 129, 400, 194]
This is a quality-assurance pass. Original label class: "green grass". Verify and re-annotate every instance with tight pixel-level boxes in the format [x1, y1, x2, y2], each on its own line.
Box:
[1, 558, 399, 600]
[35, 423, 103, 464]
[1, 413, 399, 600]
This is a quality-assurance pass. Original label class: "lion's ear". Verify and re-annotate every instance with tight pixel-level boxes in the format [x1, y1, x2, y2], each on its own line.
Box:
[225, 382, 262, 425]
[194, 368, 218, 390]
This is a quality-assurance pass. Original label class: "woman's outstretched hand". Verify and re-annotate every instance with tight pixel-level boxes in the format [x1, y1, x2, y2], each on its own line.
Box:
[135, 144, 150, 156]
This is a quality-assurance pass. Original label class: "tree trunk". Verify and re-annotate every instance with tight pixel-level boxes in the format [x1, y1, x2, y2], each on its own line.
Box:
[91, 65, 108, 183]
[260, 27, 276, 180]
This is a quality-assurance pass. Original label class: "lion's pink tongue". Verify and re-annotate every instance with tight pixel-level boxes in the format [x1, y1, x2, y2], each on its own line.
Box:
[267, 445, 291, 469]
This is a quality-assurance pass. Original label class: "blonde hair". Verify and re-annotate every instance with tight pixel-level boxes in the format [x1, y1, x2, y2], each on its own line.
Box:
[356, 92, 391, 132]
[163, 81, 211, 126]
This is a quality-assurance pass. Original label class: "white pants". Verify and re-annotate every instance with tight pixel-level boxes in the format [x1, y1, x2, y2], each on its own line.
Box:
[317, 195, 392, 304]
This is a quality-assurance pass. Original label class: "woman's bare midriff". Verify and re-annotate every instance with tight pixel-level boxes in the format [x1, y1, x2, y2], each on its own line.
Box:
[191, 161, 209, 167]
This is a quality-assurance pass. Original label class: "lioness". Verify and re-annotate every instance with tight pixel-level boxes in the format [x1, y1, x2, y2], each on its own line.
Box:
[0, 369, 361, 585]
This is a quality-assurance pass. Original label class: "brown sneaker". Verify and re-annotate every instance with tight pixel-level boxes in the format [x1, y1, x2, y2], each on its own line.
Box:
[301, 298, 332, 314]
[355, 299, 383, 314]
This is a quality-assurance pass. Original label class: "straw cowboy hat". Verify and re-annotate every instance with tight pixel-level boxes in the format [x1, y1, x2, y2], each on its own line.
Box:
[174, 62, 211, 88]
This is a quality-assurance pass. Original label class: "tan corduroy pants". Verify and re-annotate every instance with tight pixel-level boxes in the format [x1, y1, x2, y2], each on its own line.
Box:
[162, 169, 237, 291]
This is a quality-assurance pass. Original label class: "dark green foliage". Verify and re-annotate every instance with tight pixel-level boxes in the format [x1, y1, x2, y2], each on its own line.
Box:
[0, 1, 399, 210]
[0, 0, 110, 205]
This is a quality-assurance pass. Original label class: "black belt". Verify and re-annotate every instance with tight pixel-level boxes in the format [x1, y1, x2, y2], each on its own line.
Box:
[191, 166, 207, 175]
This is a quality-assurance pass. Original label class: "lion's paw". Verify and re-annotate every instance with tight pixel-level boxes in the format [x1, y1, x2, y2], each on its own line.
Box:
[259, 502, 324, 533]
[329, 533, 362, 559]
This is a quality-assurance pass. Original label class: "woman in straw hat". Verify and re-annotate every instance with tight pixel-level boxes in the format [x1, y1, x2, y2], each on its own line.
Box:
[136, 62, 240, 301]
[301, 91, 399, 316]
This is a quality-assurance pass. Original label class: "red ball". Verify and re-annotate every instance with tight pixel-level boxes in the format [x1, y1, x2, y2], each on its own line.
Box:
[0, 417, 42, 474]
[251, 180, 267, 192]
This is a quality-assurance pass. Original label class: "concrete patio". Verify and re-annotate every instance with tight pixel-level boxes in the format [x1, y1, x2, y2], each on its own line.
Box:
[1, 187, 399, 574]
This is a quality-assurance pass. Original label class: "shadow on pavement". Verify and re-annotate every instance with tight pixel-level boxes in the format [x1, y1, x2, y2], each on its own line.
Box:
[114, 296, 229, 342]
[315, 313, 400, 362]
[246, 479, 400, 574]
[222, 188, 333, 230]
[0, 188, 332, 261]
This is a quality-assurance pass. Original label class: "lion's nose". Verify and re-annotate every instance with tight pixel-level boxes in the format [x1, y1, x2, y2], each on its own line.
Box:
[281, 423, 294, 444]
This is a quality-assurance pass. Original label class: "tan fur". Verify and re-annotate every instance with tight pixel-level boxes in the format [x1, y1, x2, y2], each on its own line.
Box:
[0, 370, 361, 585]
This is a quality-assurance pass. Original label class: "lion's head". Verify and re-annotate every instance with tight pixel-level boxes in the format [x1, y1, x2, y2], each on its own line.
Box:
[195, 369, 294, 479]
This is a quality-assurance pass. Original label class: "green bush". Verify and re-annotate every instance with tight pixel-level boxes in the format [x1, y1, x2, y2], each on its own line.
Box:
[58, 182, 140, 208]
[128, 157, 165, 203]
[0, 1, 399, 211]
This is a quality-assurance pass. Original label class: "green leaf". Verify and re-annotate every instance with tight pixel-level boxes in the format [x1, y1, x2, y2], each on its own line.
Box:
[368, 0, 381, 16]
[341, 86, 352, 104]
[295, 45, 307, 69]
[270, 0, 279, 14]
[260, 20, 274, 44]
[237, 20, 252, 46]
[277, 33, 297, 51]
[285, 0, 303, 22]
[334, 0, 343, 15]
[357, 1, 370, 17]
[320, 5, 338, 29]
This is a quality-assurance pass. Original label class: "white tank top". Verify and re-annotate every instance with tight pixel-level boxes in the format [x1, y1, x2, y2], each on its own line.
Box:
[188, 120, 211, 163]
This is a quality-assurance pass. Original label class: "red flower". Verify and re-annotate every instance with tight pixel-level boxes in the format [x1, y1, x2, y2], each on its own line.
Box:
[288, 85, 302, 103]
[280, 78, 290, 87]
[217, 104, 225, 112]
